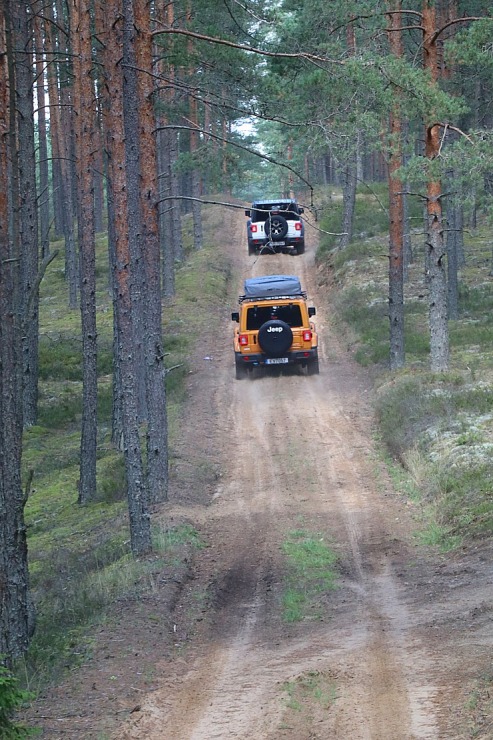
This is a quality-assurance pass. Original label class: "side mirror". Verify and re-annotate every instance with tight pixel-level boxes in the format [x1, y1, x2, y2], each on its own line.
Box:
[231, 311, 239, 322]
[245, 209, 251, 217]
[308, 307, 316, 317]
[299, 207, 304, 214]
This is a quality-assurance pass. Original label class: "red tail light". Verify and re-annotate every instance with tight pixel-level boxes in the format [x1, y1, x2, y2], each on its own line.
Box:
[239, 334, 249, 346]
[251, 224, 258, 233]
[295, 222, 302, 231]
[303, 330, 312, 342]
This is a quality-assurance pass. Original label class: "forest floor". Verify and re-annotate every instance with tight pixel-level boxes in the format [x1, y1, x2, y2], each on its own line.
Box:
[25, 208, 493, 739]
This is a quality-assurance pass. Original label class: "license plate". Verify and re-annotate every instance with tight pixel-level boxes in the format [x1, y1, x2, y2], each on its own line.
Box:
[265, 357, 289, 365]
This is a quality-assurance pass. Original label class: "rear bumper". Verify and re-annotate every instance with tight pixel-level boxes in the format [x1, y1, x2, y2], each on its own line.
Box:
[248, 238, 304, 254]
[235, 348, 318, 367]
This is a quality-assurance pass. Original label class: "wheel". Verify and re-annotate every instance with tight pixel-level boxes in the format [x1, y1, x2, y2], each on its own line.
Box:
[265, 214, 288, 241]
[307, 358, 320, 375]
[235, 362, 248, 379]
[296, 241, 305, 255]
[257, 320, 293, 357]
[248, 242, 256, 255]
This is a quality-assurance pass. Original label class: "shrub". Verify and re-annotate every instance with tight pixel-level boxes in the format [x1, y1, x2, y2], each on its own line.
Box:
[0, 662, 34, 738]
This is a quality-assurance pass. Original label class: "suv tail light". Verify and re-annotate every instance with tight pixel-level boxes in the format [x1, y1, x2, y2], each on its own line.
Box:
[239, 334, 249, 346]
[295, 222, 302, 231]
[251, 224, 258, 233]
[303, 329, 312, 342]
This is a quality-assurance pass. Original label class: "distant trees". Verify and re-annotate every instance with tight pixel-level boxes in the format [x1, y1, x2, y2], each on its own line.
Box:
[219, 0, 489, 372]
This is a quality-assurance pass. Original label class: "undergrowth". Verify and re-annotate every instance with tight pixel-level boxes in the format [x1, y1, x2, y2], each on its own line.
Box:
[318, 188, 493, 548]
[20, 207, 231, 688]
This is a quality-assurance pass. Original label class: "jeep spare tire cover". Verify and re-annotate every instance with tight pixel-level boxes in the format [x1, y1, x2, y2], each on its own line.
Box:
[265, 214, 288, 241]
[258, 320, 293, 357]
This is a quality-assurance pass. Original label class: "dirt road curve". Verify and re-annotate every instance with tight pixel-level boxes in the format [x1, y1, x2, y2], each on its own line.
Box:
[110, 211, 493, 740]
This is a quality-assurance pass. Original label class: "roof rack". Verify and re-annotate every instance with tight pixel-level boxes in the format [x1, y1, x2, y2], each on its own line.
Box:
[239, 291, 306, 303]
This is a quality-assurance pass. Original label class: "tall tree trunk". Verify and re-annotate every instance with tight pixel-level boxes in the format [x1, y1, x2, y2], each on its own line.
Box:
[165, 2, 183, 263]
[134, 0, 169, 502]
[158, 129, 176, 297]
[56, 0, 79, 308]
[34, 11, 50, 260]
[0, 0, 33, 664]
[71, 0, 98, 504]
[43, 7, 63, 239]
[423, 0, 449, 372]
[100, 0, 151, 556]
[170, 128, 184, 260]
[46, 0, 78, 308]
[387, 1, 405, 370]
[12, 0, 40, 427]
[446, 202, 459, 320]
[339, 21, 357, 250]
[155, 0, 176, 298]
[93, 94, 105, 234]
[339, 151, 357, 249]
[123, 0, 147, 422]
[187, 5, 203, 250]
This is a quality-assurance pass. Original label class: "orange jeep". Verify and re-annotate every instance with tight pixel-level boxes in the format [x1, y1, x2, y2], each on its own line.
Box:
[231, 275, 319, 379]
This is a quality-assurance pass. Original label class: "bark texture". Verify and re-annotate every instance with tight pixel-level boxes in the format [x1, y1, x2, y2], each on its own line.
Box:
[100, 0, 151, 555]
[0, 0, 33, 663]
[134, 0, 169, 502]
[423, 0, 449, 372]
[387, 1, 405, 370]
[72, 0, 98, 504]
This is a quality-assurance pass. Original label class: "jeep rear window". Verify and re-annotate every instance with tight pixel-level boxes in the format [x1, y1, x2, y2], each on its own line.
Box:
[252, 203, 299, 222]
[246, 304, 303, 329]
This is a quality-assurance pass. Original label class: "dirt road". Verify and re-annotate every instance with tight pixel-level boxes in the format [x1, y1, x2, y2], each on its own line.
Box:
[108, 210, 493, 739]
[28, 208, 493, 738]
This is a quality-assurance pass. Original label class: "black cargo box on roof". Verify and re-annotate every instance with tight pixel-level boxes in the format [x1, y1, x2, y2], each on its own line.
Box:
[243, 275, 302, 299]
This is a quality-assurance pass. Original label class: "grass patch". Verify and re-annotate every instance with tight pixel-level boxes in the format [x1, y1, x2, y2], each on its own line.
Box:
[417, 519, 462, 552]
[281, 530, 338, 623]
[463, 670, 493, 738]
[282, 671, 337, 712]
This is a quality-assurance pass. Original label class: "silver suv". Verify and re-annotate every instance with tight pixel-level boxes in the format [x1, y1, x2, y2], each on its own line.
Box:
[245, 199, 305, 256]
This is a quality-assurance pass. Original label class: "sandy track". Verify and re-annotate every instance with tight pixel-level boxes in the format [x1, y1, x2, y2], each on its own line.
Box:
[27, 208, 492, 739]
[112, 213, 492, 740]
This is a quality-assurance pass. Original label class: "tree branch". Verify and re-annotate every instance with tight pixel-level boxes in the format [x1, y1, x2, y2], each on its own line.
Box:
[26, 250, 59, 320]
[430, 16, 484, 44]
[153, 25, 343, 66]
[157, 124, 314, 203]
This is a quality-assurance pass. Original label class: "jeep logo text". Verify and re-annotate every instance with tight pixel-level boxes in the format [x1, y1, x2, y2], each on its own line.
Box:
[267, 326, 283, 333]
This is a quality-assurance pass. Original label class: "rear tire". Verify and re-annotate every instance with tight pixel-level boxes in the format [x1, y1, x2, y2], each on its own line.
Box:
[307, 358, 319, 375]
[235, 362, 248, 379]
[296, 242, 305, 255]
[248, 242, 256, 255]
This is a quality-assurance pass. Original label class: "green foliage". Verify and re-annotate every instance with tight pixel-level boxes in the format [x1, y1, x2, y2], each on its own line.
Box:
[0, 663, 35, 738]
[447, 19, 493, 68]
[281, 530, 338, 622]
